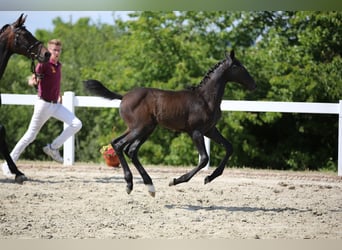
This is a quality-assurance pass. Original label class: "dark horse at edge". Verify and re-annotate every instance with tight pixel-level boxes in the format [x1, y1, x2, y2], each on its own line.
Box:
[84, 51, 256, 197]
[0, 14, 50, 183]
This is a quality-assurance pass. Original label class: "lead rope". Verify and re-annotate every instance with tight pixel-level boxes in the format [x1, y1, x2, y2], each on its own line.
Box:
[30, 58, 44, 90]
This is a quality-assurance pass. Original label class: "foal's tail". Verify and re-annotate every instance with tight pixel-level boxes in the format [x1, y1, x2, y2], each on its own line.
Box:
[83, 79, 123, 100]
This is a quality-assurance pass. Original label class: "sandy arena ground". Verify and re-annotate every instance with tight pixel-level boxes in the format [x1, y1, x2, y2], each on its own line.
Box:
[0, 162, 341, 239]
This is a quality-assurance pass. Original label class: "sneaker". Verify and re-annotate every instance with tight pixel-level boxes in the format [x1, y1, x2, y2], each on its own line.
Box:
[2, 162, 15, 177]
[43, 144, 63, 163]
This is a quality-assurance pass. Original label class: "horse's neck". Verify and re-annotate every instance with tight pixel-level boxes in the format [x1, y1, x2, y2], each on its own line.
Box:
[198, 73, 229, 111]
[0, 41, 12, 80]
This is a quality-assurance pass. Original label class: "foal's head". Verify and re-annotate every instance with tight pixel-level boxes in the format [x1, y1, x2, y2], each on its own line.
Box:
[225, 50, 256, 91]
[1, 14, 50, 63]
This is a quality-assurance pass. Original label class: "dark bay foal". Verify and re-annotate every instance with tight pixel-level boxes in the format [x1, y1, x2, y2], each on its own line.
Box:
[85, 51, 256, 197]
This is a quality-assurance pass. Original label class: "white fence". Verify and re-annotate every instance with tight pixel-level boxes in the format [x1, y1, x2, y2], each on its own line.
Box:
[2, 92, 342, 176]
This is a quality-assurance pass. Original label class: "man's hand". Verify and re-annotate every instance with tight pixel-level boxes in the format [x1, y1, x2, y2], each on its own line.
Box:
[27, 74, 39, 87]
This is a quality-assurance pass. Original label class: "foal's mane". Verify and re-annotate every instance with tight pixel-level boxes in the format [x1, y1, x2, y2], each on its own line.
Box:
[187, 58, 226, 90]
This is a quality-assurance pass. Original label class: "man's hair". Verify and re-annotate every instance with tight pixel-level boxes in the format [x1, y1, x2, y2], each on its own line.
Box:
[48, 39, 62, 47]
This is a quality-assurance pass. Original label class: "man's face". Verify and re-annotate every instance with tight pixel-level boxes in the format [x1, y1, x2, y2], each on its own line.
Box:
[48, 44, 62, 62]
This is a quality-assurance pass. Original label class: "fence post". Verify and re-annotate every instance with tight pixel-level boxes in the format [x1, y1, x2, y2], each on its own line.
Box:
[62, 91, 75, 166]
[200, 137, 211, 170]
[204, 136, 210, 169]
[339, 100, 342, 176]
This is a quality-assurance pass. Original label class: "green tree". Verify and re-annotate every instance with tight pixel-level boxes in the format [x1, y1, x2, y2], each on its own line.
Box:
[234, 11, 341, 170]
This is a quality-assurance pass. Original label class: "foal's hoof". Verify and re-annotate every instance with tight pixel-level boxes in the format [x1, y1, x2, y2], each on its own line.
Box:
[168, 178, 176, 186]
[147, 184, 156, 197]
[204, 176, 211, 184]
[15, 175, 28, 184]
[126, 186, 132, 195]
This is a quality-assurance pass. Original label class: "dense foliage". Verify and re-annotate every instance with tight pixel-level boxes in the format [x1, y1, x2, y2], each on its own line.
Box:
[1, 11, 341, 171]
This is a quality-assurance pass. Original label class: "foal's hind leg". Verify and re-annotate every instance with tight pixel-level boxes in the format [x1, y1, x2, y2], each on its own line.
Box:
[112, 129, 154, 195]
[0, 124, 27, 184]
[111, 131, 134, 194]
[125, 128, 156, 197]
[204, 127, 233, 184]
[169, 130, 209, 186]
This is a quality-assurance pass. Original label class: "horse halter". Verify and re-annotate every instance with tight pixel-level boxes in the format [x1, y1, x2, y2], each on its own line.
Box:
[13, 26, 43, 58]
[12, 25, 44, 77]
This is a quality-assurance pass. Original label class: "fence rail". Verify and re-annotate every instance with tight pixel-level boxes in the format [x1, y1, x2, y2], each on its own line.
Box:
[2, 92, 341, 176]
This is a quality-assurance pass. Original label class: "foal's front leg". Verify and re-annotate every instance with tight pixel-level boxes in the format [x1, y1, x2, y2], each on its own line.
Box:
[204, 127, 233, 184]
[169, 130, 209, 186]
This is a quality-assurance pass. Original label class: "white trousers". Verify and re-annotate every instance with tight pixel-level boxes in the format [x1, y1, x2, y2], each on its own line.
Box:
[10, 98, 82, 162]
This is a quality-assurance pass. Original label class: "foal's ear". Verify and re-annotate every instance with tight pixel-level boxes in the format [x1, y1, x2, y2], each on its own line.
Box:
[230, 50, 235, 60]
